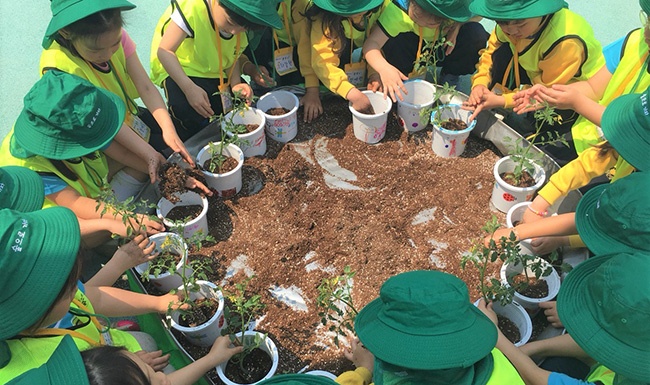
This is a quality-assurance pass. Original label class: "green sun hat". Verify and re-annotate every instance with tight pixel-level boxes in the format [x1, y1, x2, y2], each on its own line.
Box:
[414, 0, 473, 22]
[220, 0, 283, 29]
[642, 0, 650, 15]
[600, 87, 650, 171]
[576, 172, 650, 256]
[312, 0, 384, 16]
[557, 252, 650, 382]
[43, 0, 136, 49]
[257, 374, 337, 385]
[0, 166, 44, 212]
[355, 270, 497, 370]
[0, 207, 80, 340]
[6, 335, 89, 385]
[12, 70, 125, 160]
[469, 0, 566, 20]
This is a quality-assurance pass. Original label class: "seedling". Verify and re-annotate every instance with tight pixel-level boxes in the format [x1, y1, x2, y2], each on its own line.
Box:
[412, 31, 454, 84]
[141, 234, 182, 281]
[316, 265, 358, 347]
[96, 185, 157, 241]
[420, 83, 462, 128]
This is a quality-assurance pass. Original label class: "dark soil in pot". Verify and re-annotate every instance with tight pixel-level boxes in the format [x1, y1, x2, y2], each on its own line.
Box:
[440, 118, 468, 131]
[498, 314, 521, 345]
[244, 124, 260, 133]
[500, 170, 536, 188]
[511, 275, 550, 299]
[224, 348, 273, 384]
[158, 163, 208, 203]
[354, 105, 376, 115]
[178, 297, 220, 327]
[166, 205, 202, 223]
[266, 107, 290, 116]
[203, 156, 239, 174]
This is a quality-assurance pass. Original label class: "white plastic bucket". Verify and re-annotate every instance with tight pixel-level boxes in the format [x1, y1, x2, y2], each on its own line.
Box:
[431, 105, 476, 158]
[491, 156, 546, 213]
[134, 232, 189, 292]
[156, 192, 209, 239]
[222, 108, 267, 157]
[348, 90, 392, 144]
[500, 257, 561, 315]
[396, 79, 435, 132]
[170, 281, 226, 347]
[257, 90, 299, 143]
[491, 301, 533, 347]
[217, 331, 279, 385]
[506, 202, 534, 255]
[196, 142, 244, 198]
[306, 371, 337, 379]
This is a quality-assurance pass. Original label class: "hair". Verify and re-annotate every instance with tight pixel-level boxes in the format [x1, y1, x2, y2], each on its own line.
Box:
[54, 9, 125, 58]
[82, 346, 150, 385]
[594, 140, 616, 158]
[223, 5, 267, 31]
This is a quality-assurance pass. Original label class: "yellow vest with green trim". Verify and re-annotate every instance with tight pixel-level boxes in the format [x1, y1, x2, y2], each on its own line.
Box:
[341, 5, 384, 50]
[573, 29, 650, 154]
[378, 0, 439, 42]
[150, 0, 248, 86]
[39, 39, 139, 110]
[485, 348, 526, 385]
[0, 131, 109, 208]
[274, 0, 292, 45]
[496, 8, 604, 86]
[586, 364, 616, 385]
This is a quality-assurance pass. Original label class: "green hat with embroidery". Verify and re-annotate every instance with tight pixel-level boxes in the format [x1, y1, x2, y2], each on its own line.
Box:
[557, 252, 650, 382]
[355, 270, 497, 370]
[257, 374, 336, 385]
[0, 208, 80, 340]
[220, 0, 283, 29]
[6, 335, 89, 385]
[12, 70, 125, 160]
[312, 0, 384, 16]
[641, 0, 650, 15]
[0, 166, 44, 212]
[469, 0, 566, 20]
[43, 0, 135, 48]
[414, 0, 473, 22]
[600, 86, 650, 171]
[576, 172, 650, 256]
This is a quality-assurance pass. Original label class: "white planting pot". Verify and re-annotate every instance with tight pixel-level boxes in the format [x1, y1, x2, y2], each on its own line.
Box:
[491, 301, 533, 347]
[491, 156, 546, 213]
[170, 280, 226, 347]
[222, 108, 267, 157]
[396, 79, 435, 132]
[156, 191, 209, 239]
[500, 257, 561, 315]
[134, 232, 189, 292]
[217, 331, 280, 385]
[349, 90, 392, 144]
[506, 202, 534, 255]
[431, 104, 476, 158]
[257, 90, 299, 143]
[196, 142, 244, 198]
[306, 371, 338, 379]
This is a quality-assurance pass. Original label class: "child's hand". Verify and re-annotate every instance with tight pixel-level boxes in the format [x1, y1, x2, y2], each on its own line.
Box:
[344, 335, 374, 372]
[483, 227, 517, 247]
[539, 301, 563, 328]
[206, 336, 244, 366]
[521, 197, 551, 224]
[162, 130, 194, 167]
[232, 83, 254, 105]
[158, 292, 187, 313]
[530, 236, 568, 255]
[513, 84, 547, 114]
[476, 298, 499, 326]
[300, 87, 323, 123]
[443, 22, 460, 55]
[184, 176, 213, 196]
[135, 350, 170, 372]
[140, 215, 165, 235]
[186, 83, 215, 118]
[251, 66, 277, 88]
[463, 85, 503, 121]
[147, 153, 168, 184]
[367, 73, 383, 92]
[378, 67, 408, 102]
[113, 234, 157, 270]
[347, 88, 373, 114]
[535, 84, 580, 110]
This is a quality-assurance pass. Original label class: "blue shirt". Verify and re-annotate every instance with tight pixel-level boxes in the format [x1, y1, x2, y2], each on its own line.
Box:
[548, 372, 596, 385]
[603, 36, 625, 74]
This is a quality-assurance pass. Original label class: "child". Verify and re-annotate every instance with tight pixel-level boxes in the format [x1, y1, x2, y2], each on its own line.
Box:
[241, 0, 323, 123]
[478, 251, 650, 385]
[337, 270, 525, 384]
[42, 0, 194, 166]
[363, 0, 488, 101]
[305, 0, 385, 113]
[150, 0, 282, 139]
[0, 208, 181, 382]
[464, 0, 606, 165]
[0, 71, 210, 247]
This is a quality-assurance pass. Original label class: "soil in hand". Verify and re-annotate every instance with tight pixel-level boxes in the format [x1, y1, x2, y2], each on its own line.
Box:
[498, 314, 521, 345]
[158, 163, 189, 203]
[440, 118, 468, 131]
[244, 124, 259, 133]
[266, 107, 290, 116]
[224, 348, 273, 384]
[500, 170, 536, 188]
[178, 297, 219, 327]
[512, 275, 549, 299]
[203, 156, 239, 174]
[355, 105, 376, 115]
[166, 204, 202, 223]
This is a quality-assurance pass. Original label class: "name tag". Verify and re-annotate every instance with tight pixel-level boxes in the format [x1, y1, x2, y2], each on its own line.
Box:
[274, 46, 298, 76]
[126, 112, 151, 142]
[345, 61, 367, 88]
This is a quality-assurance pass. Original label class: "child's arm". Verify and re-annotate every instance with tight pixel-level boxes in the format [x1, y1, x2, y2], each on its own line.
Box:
[84, 285, 181, 317]
[293, 2, 323, 123]
[337, 336, 374, 385]
[157, 22, 214, 118]
[110, 124, 167, 183]
[230, 55, 254, 103]
[363, 26, 408, 102]
[85, 234, 157, 287]
[519, 333, 593, 364]
[485, 213, 576, 246]
[168, 336, 243, 385]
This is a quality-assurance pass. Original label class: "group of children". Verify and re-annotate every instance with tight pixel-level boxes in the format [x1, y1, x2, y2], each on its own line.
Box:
[1, 0, 650, 383]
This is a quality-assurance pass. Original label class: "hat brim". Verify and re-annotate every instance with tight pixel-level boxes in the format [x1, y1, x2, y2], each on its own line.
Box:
[557, 254, 650, 381]
[601, 93, 650, 171]
[0, 207, 80, 339]
[312, 0, 384, 17]
[220, 0, 283, 29]
[45, 335, 89, 385]
[469, 0, 565, 20]
[355, 297, 497, 370]
[1, 166, 44, 212]
[13, 85, 125, 160]
[418, 1, 472, 22]
[576, 184, 638, 255]
[43, 0, 135, 48]
[257, 373, 337, 385]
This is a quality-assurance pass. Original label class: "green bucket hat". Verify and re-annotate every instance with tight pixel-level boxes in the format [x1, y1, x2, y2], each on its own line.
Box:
[220, 0, 283, 29]
[469, 0, 565, 20]
[600, 86, 650, 171]
[312, 0, 384, 17]
[557, 252, 650, 382]
[576, 172, 650, 255]
[0, 207, 80, 340]
[6, 335, 89, 385]
[12, 70, 125, 160]
[642, 0, 650, 15]
[414, 0, 473, 23]
[355, 270, 497, 370]
[0, 166, 44, 212]
[257, 374, 337, 385]
[43, 0, 135, 48]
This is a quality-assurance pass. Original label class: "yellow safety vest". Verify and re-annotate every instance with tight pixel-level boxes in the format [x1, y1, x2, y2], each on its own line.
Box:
[485, 348, 526, 385]
[586, 364, 616, 385]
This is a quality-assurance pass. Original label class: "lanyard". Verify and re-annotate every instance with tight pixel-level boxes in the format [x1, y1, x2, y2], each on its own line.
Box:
[501, 50, 522, 90]
[611, 52, 650, 98]
[89, 60, 139, 115]
[211, 0, 241, 86]
[272, 2, 293, 48]
[347, 15, 370, 61]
